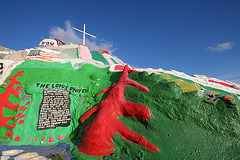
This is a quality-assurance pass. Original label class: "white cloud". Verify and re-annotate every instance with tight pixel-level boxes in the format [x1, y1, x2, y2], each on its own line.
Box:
[49, 20, 116, 54]
[206, 42, 234, 53]
[85, 39, 117, 54]
[49, 20, 82, 45]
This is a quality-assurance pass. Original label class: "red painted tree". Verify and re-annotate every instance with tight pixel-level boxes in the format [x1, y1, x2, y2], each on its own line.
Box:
[78, 65, 159, 156]
[0, 71, 24, 129]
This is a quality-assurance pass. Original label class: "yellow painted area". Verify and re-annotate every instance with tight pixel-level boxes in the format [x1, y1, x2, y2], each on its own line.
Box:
[168, 79, 202, 93]
[208, 90, 220, 95]
[161, 73, 172, 80]
[160, 73, 219, 94]
[68, 135, 74, 140]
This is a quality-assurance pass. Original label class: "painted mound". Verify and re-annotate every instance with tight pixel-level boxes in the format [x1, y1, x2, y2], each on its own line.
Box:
[0, 44, 240, 159]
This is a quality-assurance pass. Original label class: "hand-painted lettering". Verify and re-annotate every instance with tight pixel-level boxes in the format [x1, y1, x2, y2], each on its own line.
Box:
[36, 83, 87, 94]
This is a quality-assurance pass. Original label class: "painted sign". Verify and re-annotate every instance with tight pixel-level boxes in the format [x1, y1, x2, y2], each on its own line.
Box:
[28, 50, 40, 56]
[35, 83, 88, 94]
[38, 39, 65, 47]
[37, 89, 71, 130]
[39, 39, 59, 47]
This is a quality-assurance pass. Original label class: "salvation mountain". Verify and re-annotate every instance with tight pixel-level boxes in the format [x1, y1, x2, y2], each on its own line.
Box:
[0, 42, 240, 159]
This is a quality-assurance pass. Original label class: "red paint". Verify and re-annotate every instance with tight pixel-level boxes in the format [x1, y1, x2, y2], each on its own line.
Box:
[16, 113, 22, 117]
[27, 137, 30, 141]
[19, 120, 24, 124]
[20, 106, 24, 110]
[115, 65, 125, 71]
[15, 119, 18, 122]
[48, 136, 55, 143]
[25, 101, 30, 105]
[223, 96, 232, 100]
[55, 39, 65, 46]
[5, 130, 13, 138]
[42, 136, 46, 142]
[113, 65, 135, 71]
[19, 115, 25, 119]
[78, 65, 159, 156]
[102, 50, 109, 55]
[15, 136, 21, 141]
[0, 71, 23, 129]
[58, 135, 65, 141]
[22, 107, 27, 111]
[12, 124, 16, 129]
[208, 79, 238, 90]
[55, 39, 60, 46]
[33, 138, 39, 142]
[92, 50, 99, 53]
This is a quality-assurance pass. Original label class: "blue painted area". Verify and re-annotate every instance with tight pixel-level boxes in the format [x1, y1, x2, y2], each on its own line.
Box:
[0, 143, 74, 159]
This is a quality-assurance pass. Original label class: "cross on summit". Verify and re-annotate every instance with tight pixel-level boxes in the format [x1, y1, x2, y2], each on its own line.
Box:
[72, 24, 96, 46]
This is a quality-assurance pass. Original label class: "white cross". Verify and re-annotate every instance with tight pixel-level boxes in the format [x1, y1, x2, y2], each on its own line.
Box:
[72, 24, 96, 46]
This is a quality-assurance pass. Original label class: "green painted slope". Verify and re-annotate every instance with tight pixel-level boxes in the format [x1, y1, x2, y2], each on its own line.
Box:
[1, 61, 240, 159]
[90, 51, 109, 65]
[108, 72, 240, 159]
[72, 71, 240, 159]
[0, 60, 121, 146]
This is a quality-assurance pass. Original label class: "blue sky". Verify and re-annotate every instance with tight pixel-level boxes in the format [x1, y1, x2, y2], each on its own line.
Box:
[1, 0, 240, 83]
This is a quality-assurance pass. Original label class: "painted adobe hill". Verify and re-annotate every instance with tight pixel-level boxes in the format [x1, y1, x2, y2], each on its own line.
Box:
[0, 43, 240, 159]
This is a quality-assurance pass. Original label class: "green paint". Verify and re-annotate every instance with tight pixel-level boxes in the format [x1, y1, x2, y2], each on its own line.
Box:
[16, 60, 75, 70]
[109, 71, 240, 159]
[1, 60, 240, 159]
[0, 85, 6, 95]
[110, 58, 118, 64]
[6, 120, 14, 127]
[0, 127, 8, 139]
[8, 94, 22, 104]
[2, 107, 17, 118]
[76, 47, 79, 58]
[90, 51, 109, 65]
[0, 86, 21, 139]
[71, 71, 240, 159]
[1, 60, 121, 147]
[161, 72, 240, 97]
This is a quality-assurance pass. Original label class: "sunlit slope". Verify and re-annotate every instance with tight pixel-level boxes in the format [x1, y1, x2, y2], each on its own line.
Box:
[0, 57, 240, 159]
